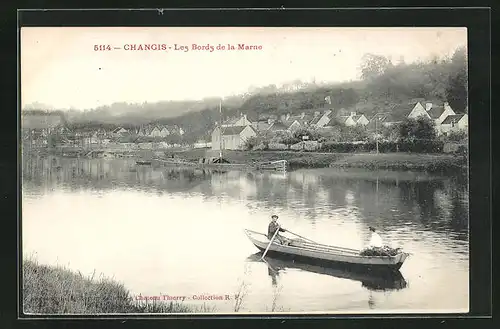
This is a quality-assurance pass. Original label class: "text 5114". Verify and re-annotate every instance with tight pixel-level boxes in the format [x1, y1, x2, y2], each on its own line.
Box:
[94, 45, 112, 51]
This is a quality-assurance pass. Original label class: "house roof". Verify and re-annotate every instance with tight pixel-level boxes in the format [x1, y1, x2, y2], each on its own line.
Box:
[427, 105, 446, 119]
[112, 127, 127, 133]
[222, 126, 251, 136]
[336, 116, 354, 124]
[442, 114, 466, 124]
[252, 122, 272, 131]
[323, 118, 337, 127]
[352, 115, 363, 122]
[22, 113, 64, 129]
[268, 122, 289, 131]
[282, 119, 301, 127]
[308, 115, 322, 125]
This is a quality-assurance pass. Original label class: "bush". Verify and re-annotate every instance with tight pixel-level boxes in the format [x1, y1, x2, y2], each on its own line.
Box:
[444, 130, 468, 143]
[319, 139, 444, 153]
[244, 136, 260, 150]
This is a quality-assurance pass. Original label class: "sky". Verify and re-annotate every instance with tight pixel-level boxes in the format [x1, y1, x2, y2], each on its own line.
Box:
[21, 27, 467, 110]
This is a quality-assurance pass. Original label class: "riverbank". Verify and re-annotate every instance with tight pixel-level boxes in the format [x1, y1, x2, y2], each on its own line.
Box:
[170, 149, 467, 172]
[22, 259, 213, 314]
[28, 147, 467, 173]
[328, 153, 467, 172]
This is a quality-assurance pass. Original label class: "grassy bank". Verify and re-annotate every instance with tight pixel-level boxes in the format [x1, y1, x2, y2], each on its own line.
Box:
[23, 259, 214, 314]
[171, 149, 467, 172]
[34, 146, 467, 172]
[328, 153, 467, 172]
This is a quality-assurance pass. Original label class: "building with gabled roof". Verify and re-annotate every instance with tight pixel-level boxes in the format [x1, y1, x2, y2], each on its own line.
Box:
[211, 125, 257, 150]
[440, 113, 468, 135]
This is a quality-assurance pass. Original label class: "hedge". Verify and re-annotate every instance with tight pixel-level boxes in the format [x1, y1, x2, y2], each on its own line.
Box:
[319, 140, 444, 153]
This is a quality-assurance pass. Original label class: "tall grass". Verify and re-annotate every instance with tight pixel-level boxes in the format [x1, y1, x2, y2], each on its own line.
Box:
[22, 258, 214, 314]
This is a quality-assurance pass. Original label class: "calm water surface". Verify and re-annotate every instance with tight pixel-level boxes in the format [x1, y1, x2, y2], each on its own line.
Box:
[22, 155, 469, 313]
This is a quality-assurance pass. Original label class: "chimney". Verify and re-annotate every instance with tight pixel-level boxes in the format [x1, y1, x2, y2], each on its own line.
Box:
[301, 112, 305, 119]
[350, 111, 356, 117]
[425, 103, 432, 111]
[268, 118, 272, 125]
[244, 114, 247, 121]
[286, 113, 290, 121]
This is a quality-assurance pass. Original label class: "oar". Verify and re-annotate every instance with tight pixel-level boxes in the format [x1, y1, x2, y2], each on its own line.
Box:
[261, 227, 280, 260]
[286, 230, 318, 244]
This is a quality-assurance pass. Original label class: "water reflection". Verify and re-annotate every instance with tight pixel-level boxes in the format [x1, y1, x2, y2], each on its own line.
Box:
[246, 253, 408, 292]
[22, 154, 469, 312]
[22, 155, 468, 242]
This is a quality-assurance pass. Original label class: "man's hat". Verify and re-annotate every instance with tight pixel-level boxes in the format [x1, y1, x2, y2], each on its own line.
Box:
[271, 215, 278, 219]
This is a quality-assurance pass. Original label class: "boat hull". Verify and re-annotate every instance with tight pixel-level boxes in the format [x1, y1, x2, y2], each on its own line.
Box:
[254, 246, 403, 272]
[245, 229, 407, 273]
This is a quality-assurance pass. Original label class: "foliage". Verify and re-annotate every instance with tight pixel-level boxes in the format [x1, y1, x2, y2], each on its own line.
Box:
[359, 53, 393, 80]
[319, 140, 444, 154]
[445, 47, 468, 113]
[399, 117, 437, 141]
[244, 136, 262, 151]
[291, 127, 322, 142]
[443, 130, 468, 143]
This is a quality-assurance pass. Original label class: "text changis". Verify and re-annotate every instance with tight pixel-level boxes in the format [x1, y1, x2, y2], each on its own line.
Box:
[124, 44, 168, 51]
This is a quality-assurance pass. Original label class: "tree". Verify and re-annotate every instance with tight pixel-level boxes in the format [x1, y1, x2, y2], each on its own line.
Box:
[399, 117, 437, 141]
[446, 47, 468, 113]
[360, 53, 391, 80]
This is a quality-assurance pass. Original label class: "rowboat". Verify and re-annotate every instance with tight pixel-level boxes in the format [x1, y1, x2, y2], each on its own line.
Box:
[244, 229, 408, 272]
[255, 160, 288, 172]
[246, 253, 407, 291]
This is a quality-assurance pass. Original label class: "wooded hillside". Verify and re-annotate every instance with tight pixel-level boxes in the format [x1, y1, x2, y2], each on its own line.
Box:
[23, 46, 467, 143]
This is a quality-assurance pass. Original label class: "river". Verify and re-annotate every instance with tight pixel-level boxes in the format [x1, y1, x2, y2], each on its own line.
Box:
[21, 155, 469, 313]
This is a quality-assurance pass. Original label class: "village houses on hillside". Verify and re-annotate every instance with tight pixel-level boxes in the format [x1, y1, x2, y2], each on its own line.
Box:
[367, 100, 468, 136]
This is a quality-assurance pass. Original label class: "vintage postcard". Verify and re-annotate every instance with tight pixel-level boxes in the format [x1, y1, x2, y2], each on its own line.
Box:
[20, 26, 469, 315]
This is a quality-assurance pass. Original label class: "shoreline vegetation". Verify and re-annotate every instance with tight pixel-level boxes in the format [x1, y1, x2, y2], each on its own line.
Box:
[25, 147, 467, 173]
[171, 149, 467, 172]
[23, 258, 214, 314]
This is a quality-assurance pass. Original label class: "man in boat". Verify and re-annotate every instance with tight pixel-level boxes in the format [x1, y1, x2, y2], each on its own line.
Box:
[368, 226, 384, 248]
[268, 215, 291, 245]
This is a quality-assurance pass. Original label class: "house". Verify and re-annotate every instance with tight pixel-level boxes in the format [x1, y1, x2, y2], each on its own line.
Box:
[211, 125, 257, 150]
[251, 120, 273, 132]
[336, 115, 357, 127]
[267, 121, 290, 133]
[367, 112, 408, 130]
[193, 140, 212, 149]
[440, 114, 468, 135]
[353, 114, 369, 126]
[309, 108, 333, 128]
[332, 112, 369, 127]
[407, 102, 432, 120]
[283, 120, 302, 131]
[221, 114, 253, 128]
[148, 126, 170, 137]
[112, 127, 129, 136]
[422, 102, 456, 135]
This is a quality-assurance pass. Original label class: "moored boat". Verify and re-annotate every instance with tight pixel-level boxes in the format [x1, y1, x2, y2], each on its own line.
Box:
[244, 229, 408, 272]
[255, 160, 288, 172]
